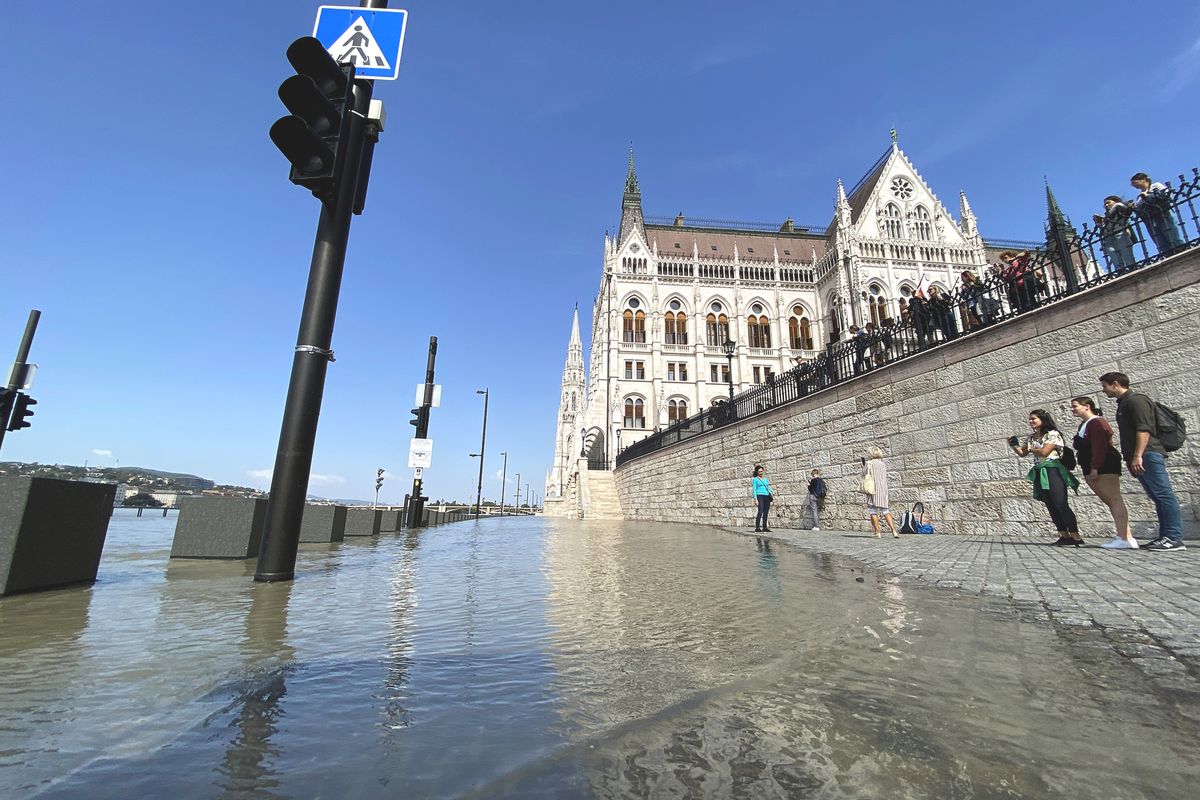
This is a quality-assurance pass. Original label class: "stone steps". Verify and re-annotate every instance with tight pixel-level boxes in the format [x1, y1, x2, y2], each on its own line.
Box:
[583, 471, 624, 520]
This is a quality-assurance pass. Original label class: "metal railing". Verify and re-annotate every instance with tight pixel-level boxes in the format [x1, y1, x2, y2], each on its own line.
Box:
[617, 167, 1200, 467]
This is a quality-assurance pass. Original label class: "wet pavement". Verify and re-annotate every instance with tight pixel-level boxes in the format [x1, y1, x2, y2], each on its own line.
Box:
[1, 510, 1197, 799]
[725, 525, 1200, 683]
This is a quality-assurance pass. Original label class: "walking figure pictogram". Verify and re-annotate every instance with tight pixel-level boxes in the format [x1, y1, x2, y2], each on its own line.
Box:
[328, 17, 391, 69]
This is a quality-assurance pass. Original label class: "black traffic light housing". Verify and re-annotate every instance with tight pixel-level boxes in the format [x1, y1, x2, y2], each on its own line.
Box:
[269, 37, 356, 199]
[409, 406, 428, 431]
[6, 392, 36, 432]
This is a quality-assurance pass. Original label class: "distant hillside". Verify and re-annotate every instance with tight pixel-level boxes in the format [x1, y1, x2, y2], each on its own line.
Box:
[0, 462, 215, 490]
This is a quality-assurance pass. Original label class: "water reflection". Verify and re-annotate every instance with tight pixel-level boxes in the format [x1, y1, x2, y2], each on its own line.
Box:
[2, 515, 1198, 799]
[216, 581, 295, 800]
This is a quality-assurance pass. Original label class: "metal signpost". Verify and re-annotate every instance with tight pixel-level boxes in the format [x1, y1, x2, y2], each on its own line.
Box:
[255, 2, 409, 583]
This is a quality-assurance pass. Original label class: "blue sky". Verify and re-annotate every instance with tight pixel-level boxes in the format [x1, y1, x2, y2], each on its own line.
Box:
[3, 1, 1198, 503]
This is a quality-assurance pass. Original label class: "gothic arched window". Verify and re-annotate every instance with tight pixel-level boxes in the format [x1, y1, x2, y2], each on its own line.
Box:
[664, 310, 689, 345]
[623, 307, 646, 343]
[867, 283, 889, 326]
[913, 205, 932, 241]
[623, 397, 646, 429]
[747, 306, 771, 348]
[706, 312, 730, 346]
[788, 305, 814, 350]
[882, 203, 903, 239]
[667, 398, 688, 423]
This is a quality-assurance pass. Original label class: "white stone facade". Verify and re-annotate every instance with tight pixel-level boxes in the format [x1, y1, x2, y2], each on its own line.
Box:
[551, 143, 1034, 478]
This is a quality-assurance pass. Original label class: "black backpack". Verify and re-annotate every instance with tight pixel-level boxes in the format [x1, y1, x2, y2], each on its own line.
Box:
[1060, 444, 1077, 471]
[1153, 400, 1187, 452]
[898, 502, 924, 535]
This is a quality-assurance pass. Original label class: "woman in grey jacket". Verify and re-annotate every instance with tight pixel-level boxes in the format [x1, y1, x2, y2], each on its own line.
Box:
[863, 447, 899, 538]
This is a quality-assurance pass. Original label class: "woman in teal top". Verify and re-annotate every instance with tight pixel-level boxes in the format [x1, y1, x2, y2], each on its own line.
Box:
[752, 465, 773, 532]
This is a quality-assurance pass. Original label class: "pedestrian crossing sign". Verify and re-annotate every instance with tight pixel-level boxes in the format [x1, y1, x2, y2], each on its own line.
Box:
[313, 6, 408, 81]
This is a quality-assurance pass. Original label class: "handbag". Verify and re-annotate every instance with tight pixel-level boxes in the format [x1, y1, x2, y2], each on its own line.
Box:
[858, 468, 875, 496]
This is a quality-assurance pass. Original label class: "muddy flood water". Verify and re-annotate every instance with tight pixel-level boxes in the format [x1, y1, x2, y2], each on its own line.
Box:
[1, 510, 1196, 798]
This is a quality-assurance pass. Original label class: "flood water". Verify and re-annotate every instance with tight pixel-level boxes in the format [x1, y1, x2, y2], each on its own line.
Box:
[1, 510, 1196, 798]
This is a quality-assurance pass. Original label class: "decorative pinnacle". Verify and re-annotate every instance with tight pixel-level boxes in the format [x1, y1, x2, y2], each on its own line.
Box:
[624, 143, 640, 196]
[890, 126, 898, 149]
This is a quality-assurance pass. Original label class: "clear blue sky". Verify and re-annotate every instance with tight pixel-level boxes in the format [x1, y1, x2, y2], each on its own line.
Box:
[3, 1, 1198, 503]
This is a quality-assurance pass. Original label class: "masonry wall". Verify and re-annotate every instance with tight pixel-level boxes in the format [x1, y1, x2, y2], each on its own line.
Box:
[614, 250, 1200, 538]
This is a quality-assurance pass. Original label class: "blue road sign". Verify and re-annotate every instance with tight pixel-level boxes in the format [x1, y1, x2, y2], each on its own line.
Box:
[313, 6, 408, 81]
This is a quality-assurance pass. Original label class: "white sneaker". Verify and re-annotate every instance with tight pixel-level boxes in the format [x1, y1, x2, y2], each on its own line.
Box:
[812, 527, 820, 532]
[1101, 538, 1139, 549]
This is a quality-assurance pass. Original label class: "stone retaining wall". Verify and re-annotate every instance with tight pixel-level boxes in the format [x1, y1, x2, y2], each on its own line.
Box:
[615, 250, 1200, 538]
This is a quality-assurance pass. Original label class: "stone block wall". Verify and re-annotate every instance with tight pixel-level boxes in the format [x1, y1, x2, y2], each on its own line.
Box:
[615, 250, 1200, 538]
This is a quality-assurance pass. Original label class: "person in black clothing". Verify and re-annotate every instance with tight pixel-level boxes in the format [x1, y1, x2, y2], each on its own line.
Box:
[927, 285, 958, 341]
[908, 288, 934, 350]
[805, 469, 826, 530]
[849, 325, 868, 374]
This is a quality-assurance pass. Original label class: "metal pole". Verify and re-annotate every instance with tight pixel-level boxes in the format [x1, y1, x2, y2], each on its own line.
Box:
[0, 309, 40, 449]
[407, 336, 437, 528]
[498, 451, 507, 516]
[474, 388, 488, 519]
[514, 473, 521, 514]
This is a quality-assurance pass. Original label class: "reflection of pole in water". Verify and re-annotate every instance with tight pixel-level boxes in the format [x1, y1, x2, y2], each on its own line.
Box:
[217, 582, 295, 798]
[380, 536, 418, 740]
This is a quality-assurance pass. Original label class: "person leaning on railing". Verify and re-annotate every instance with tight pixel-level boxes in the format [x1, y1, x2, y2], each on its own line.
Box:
[1128, 172, 1184, 257]
[999, 250, 1039, 312]
[1093, 195, 1137, 274]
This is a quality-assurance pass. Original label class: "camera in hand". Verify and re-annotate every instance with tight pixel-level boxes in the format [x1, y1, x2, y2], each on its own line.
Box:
[1007, 435, 1020, 447]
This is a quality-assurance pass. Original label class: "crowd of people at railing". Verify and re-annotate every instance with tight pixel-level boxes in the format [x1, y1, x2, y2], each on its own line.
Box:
[625, 169, 1197, 465]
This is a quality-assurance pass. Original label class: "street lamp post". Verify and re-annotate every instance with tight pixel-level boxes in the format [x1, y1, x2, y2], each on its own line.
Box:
[514, 473, 521, 514]
[498, 450, 508, 516]
[722, 338, 737, 421]
[473, 388, 488, 519]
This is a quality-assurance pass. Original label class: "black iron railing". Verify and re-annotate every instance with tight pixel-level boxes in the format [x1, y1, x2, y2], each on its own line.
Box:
[616, 167, 1200, 468]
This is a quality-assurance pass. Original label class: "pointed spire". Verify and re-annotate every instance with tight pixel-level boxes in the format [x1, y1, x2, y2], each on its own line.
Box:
[835, 179, 851, 228]
[890, 125, 899, 151]
[836, 178, 848, 205]
[569, 304, 581, 349]
[959, 190, 978, 238]
[958, 190, 974, 218]
[1044, 177, 1069, 229]
[624, 143, 640, 199]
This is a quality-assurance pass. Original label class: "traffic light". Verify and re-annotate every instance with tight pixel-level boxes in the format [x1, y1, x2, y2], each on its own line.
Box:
[409, 406, 428, 431]
[6, 392, 35, 432]
[375, 468, 385, 492]
[269, 37, 356, 198]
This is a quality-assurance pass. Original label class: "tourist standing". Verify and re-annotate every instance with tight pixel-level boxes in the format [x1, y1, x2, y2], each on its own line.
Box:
[1093, 195, 1137, 273]
[1070, 396, 1135, 549]
[926, 285, 958, 341]
[908, 288, 934, 350]
[1000, 250, 1037, 312]
[1128, 173, 1184, 257]
[806, 468, 826, 531]
[1100, 372, 1185, 551]
[862, 448, 899, 538]
[849, 325, 868, 375]
[1009, 409, 1081, 545]
[752, 464, 773, 533]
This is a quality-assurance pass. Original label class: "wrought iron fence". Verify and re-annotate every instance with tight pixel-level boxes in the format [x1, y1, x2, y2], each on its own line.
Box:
[616, 167, 1200, 468]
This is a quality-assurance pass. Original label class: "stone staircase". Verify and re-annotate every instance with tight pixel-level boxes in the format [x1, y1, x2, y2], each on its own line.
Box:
[582, 470, 624, 520]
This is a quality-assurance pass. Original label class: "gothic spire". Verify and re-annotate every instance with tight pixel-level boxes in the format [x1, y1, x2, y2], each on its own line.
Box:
[624, 144, 640, 200]
[568, 304, 581, 350]
[617, 145, 645, 244]
[1045, 178, 1071, 231]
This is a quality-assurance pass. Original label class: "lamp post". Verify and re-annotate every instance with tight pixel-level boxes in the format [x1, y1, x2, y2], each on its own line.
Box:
[616, 428, 622, 454]
[473, 388, 488, 519]
[514, 472, 521, 514]
[722, 338, 737, 421]
[498, 450, 508, 516]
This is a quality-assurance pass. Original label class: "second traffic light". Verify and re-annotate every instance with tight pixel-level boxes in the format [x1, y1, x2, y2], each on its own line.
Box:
[409, 406, 429, 434]
[6, 392, 36, 432]
[269, 37, 356, 199]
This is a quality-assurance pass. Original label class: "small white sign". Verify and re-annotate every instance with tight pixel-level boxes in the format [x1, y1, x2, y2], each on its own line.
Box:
[413, 467, 423, 479]
[414, 384, 442, 408]
[408, 438, 433, 469]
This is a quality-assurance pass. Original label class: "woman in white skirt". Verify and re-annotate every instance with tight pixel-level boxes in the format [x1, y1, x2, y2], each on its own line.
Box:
[863, 446, 899, 538]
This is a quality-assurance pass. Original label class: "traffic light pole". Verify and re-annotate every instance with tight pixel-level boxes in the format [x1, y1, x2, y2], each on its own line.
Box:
[0, 309, 41, 452]
[406, 336, 437, 528]
[255, 2, 389, 583]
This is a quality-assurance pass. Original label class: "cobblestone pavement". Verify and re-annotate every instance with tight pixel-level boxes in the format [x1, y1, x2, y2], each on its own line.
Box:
[722, 526, 1200, 684]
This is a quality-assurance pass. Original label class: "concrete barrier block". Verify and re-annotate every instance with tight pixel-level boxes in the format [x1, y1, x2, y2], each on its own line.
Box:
[344, 508, 382, 536]
[379, 509, 404, 532]
[0, 477, 116, 596]
[298, 505, 347, 543]
[171, 496, 266, 559]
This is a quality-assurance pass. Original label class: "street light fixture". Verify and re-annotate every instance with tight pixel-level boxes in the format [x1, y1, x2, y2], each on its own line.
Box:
[473, 388, 488, 520]
[722, 338, 737, 421]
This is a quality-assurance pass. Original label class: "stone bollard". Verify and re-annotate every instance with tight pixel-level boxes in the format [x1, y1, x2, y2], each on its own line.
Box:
[0, 477, 116, 597]
[171, 496, 267, 559]
[298, 505, 347, 543]
[344, 507, 382, 537]
[379, 509, 404, 532]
